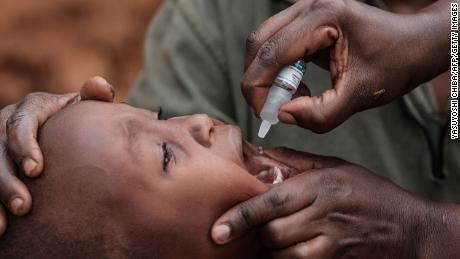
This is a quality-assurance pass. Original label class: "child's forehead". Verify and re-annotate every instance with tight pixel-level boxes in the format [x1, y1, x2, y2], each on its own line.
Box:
[57, 101, 147, 133]
[41, 102, 136, 161]
[39, 103, 160, 196]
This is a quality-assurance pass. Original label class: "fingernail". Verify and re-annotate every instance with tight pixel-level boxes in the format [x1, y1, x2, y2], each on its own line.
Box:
[93, 76, 108, 84]
[10, 197, 24, 213]
[212, 224, 231, 244]
[278, 111, 297, 125]
[23, 158, 37, 176]
[108, 84, 115, 99]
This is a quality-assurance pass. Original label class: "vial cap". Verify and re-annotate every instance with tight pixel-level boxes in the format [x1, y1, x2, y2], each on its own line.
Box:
[291, 61, 306, 75]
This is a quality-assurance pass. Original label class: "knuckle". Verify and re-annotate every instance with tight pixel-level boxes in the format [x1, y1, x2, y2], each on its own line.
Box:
[246, 30, 262, 53]
[23, 92, 43, 103]
[0, 104, 16, 121]
[256, 39, 280, 67]
[0, 106, 16, 136]
[22, 92, 52, 109]
[318, 171, 344, 196]
[263, 190, 289, 214]
[6, 111, 27, 132]
[236, 203, 257, 230]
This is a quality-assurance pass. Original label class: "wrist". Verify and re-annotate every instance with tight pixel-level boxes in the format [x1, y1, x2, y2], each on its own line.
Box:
[414, 201, 460, 259]
[403, 1, 450, 86]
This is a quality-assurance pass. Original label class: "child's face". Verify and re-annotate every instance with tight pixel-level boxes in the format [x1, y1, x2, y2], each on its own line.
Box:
[39, 101, 270, 258]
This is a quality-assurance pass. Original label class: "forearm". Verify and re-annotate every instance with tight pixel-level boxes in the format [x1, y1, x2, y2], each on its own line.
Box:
[408, 0, 453, 86]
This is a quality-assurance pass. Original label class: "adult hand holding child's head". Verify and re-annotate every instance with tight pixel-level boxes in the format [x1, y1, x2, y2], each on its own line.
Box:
[0, 76, 114, 235]
[211, 147, 450, 259]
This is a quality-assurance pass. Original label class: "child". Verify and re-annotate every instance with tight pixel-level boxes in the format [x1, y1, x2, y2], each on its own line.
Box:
[0, 101, 295, 258]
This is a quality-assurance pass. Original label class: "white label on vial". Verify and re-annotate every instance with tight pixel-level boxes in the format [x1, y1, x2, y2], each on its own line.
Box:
[276, 66, 303, 90]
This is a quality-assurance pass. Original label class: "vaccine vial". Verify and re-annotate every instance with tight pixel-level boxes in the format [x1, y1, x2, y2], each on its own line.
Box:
[258, 61, 306, 138]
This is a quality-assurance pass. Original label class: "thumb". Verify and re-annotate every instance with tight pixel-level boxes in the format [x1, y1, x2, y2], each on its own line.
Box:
[292, 81, 312, 100]
[263, 147, 345, 172]
[279, 84, 353, 133]
[80, 76, 115, 102]
[278, 82, 311, 124]
[211, 181, 312, 245]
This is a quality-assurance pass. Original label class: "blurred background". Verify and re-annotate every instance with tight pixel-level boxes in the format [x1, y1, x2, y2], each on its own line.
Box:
[0, 0, 163, 108]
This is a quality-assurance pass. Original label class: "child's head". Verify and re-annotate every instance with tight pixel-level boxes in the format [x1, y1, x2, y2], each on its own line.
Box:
[0, 101, 271, 258]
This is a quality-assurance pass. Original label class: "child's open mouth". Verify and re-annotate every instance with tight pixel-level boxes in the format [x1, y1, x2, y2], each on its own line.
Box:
[210, 118, 299, 185]
[242, 140, 300, 185]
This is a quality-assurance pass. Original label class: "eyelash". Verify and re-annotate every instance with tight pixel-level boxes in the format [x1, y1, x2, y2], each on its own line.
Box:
[162, 142, 173, 171]
[157, 106, 167, 120]
[158, 107, 173, 171]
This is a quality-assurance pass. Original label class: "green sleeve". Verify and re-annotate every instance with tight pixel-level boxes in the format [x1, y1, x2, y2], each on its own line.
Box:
[128, 0, 236, 123]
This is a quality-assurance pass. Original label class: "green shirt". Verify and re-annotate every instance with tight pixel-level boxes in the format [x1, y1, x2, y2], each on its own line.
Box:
[129, 0, 460, 202]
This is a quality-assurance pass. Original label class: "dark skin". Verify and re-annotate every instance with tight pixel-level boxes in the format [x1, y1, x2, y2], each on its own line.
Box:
[212, 148, 460, 258]
[1, 100, 276, 258]
[3, 96, 460, 259]
[384, 0, 450, 114]
[0, 76, 115, 233]
[208, 1, 456, 257]
[0, 0, 455, 257]
[242, 0, 452, 132]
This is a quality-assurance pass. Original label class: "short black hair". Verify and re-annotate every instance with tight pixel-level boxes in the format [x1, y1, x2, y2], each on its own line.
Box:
[0, 170, 129, 259]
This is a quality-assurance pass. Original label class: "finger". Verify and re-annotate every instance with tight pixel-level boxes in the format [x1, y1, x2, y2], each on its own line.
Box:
[245, 6, 299, 69]
[277, 82, 311, 124]
[0, 141, 32, 216]
[263, 147, 345, 172]
[278, 110, 297, 125]
[262, 206, 320, 248]
[293, 82, 311, 99]
[272, 235, 334, 259]
[244, 14, 338, 89]
[242, 16, 338, 114]
[0, 104, 17, 134]
[240, 82, 269, 116]
[211, 173, 318, 245]
[0, 206, 6, 235]
[7, 92, 77, 177]
[80, 76, 115, 102]
[280, 83, 353, 133]
[305, 46, 332, 71]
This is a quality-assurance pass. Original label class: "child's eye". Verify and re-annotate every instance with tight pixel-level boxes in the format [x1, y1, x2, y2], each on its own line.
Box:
[162, 143, 172, 171]
[157, 107, 168, 120]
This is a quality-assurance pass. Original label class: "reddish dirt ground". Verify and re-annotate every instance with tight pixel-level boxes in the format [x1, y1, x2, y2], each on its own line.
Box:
[0, 0, 163, 108]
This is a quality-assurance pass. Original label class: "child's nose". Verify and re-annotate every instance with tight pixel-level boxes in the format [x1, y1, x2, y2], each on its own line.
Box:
[185, 114, 213, 146]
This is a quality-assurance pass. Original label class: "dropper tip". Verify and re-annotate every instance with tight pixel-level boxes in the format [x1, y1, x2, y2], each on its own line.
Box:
[258, 120, 272, 139]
